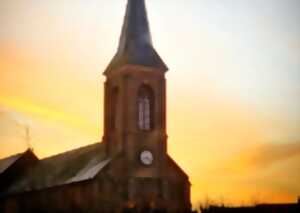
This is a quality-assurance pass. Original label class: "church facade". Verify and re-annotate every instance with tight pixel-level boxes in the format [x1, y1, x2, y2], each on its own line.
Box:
[0, 0, 191, 212]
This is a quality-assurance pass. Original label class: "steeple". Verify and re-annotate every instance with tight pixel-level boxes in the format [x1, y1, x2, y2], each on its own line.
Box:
[104, 0, 168, 75]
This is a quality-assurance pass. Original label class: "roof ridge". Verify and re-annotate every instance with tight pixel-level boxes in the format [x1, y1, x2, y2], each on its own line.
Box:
[0, 152, 23, 162]
[0, 152, 25, 174]
[41, 142, 103, 161]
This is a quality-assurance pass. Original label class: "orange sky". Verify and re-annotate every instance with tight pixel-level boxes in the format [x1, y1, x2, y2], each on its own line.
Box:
[1, 0, 300, 207]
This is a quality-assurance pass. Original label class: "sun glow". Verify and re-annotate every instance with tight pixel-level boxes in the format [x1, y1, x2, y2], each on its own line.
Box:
[0, 0, 300, 207]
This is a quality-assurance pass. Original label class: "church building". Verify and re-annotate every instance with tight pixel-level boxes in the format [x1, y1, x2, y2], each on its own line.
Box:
[0, 0, 191, 212]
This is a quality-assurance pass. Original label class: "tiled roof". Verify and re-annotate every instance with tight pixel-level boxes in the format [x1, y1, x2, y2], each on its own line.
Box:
[0, 153, 23, 174]
[3, 142, 108, 196]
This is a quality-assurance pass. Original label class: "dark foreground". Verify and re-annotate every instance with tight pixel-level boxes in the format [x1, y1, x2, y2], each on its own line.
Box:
[200, 202, 300, 213]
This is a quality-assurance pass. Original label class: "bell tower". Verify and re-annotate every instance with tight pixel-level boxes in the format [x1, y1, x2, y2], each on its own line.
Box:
[103, 0, 168, 176]
[101, 0, 191, 210]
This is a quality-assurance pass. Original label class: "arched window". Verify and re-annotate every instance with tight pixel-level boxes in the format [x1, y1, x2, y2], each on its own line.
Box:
[138, 85, 154, 131]
[111, 87, 119, 130]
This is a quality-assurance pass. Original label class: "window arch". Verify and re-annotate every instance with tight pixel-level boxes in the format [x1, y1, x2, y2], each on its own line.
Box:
[138, 85, 154, 131]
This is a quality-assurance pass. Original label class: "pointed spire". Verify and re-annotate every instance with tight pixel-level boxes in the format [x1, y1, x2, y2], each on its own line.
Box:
[104, 0, 168, 74]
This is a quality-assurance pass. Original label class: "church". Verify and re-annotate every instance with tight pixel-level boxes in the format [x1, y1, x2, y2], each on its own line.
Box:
[0, 0, 191, 212]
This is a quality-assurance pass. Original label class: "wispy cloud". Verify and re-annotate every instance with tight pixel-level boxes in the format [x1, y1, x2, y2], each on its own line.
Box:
[0, 108, 29, 156]
[251, 142, 300, 168]
[0, 95, 96, 135]
[222, 142, 300, 173]
[192, 142, 300, 204]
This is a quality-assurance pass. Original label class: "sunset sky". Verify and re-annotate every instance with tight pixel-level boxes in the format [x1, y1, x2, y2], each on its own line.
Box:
[0, 0, 300, 207]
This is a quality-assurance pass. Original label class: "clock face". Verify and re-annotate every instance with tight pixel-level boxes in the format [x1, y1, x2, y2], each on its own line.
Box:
[140, 150, 153, 165]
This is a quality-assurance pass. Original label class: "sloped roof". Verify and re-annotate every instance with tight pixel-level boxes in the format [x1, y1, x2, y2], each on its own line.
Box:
[65, 158, 110, 184]
[0, 153, 23, 174]
[104, 0, 168, 74]
[167, 155, 190, 182]
[1, 143, 189, 197]
[3, 142, 109, 196]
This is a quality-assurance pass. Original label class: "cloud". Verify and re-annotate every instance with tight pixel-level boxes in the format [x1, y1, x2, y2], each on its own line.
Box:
[192, 142, 300, 205]
[222, 142, 300, 173]
[0, 95, 96, 135]
[251, 142, 300, 168]
[290, 38, 300, 57]
[0, 100, 100, 159]
[0, 109, 29, 157]
[0, 107, 31, 129]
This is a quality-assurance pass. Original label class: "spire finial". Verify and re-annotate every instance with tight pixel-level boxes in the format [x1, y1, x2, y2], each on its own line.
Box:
[24, 125, 33, 151]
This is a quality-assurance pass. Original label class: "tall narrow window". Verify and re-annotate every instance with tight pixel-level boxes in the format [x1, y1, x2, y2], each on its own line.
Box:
[111, 87, 119, 130]
[138, 85, 154, 131]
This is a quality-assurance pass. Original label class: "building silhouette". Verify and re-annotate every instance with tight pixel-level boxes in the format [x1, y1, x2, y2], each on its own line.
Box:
[0, 0, 191, 212]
